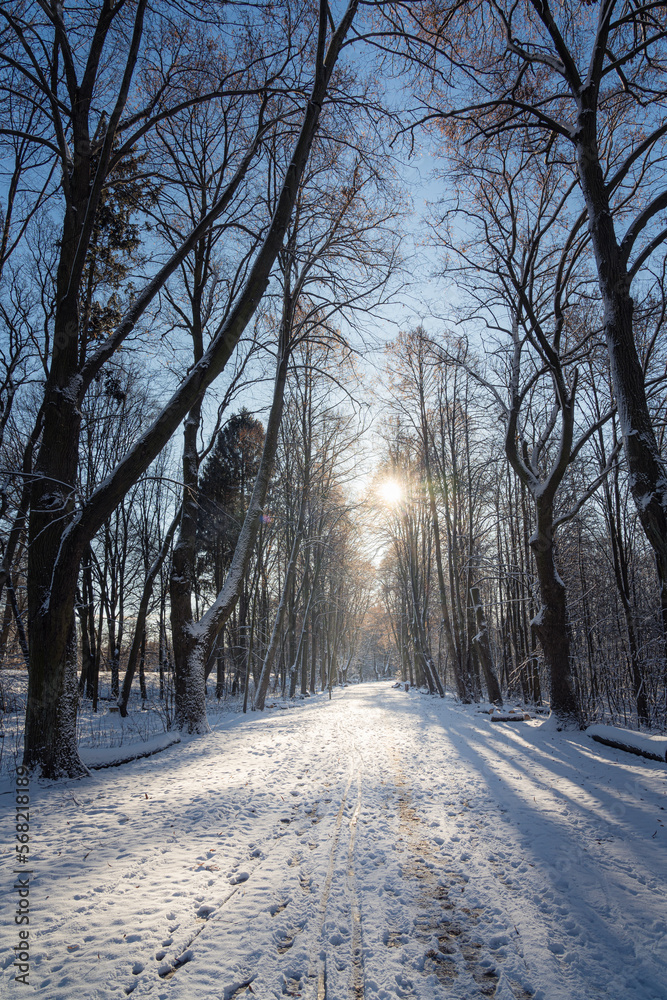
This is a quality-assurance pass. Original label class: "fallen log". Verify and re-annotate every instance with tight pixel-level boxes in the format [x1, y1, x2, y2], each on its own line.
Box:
[80, 733, 182, 770]
[489, 712, 532, 722]
[489, 712, 532, 723]
[586, 724, 667, 763]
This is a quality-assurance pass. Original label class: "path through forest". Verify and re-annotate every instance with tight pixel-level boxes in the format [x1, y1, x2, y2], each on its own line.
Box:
[2, 684, 666, 999]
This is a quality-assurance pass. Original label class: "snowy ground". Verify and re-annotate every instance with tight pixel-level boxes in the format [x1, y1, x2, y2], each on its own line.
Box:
[0, 670, 239, 775]
[1, 682, 666, 1000]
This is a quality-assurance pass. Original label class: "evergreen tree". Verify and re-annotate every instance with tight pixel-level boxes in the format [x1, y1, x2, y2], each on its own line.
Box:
[197, 409, 265, 588]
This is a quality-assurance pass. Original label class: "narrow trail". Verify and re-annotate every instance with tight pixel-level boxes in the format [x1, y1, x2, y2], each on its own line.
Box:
[4, 683, 665, 1000]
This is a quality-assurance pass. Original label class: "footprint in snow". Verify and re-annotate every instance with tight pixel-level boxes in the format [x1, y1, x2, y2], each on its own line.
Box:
[276, 923, 304, 954]
[394, 970, 415, 996]
[281, 975, 303, 996]
[383, 929, 409, 948]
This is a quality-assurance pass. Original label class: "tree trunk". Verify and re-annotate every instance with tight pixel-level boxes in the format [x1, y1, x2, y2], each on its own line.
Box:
[24, 206, 87, 775]
[77, 588, 93, 696]
[170, 393, 208, 734]
[310, 611, 318, 693]
[576, 110, 667, 652]
[424, 434, 469, 698]
[139, 632, 147, 702]
[470, 586, 503, 705]
[216, 645, 225, 700]
[0, 595, 12, 666]
[6, 572, 29, 669]
[530, 508, 579, 723]
[604, 466, 649, 726]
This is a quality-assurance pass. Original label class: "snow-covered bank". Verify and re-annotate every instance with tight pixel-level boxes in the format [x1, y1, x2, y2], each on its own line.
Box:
[586, 724, 667, 762]
[80, 733, 182, 770]
[0, 669, 252, 775]
[1, 683, 665, 999]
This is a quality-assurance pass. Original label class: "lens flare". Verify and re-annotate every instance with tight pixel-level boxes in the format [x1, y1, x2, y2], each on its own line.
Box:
[378, 479, 403, 506]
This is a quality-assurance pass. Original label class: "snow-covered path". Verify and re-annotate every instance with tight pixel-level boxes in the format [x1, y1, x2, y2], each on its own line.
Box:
[2, 683, 666, 1000]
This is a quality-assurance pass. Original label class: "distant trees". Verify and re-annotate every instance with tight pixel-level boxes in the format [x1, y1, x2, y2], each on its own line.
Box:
[384, 332, 495, 702]
[435, 136, 625, 722]
[374, 307, 665, 726]
[256, 337, 371, 709]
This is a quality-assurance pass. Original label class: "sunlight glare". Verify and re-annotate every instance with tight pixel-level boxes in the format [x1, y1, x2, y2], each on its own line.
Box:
[378, 479, 403, 506]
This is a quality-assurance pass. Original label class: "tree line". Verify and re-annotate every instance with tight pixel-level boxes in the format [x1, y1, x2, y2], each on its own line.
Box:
[375, 326, 665, 729]
[1, 0, 666, 776]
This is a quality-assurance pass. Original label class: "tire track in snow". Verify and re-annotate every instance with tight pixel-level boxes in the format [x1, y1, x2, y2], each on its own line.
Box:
[309, 761, 363, 1000]
[313, 766, 354, 999]
[347, 769, 364, 999]
[128, 712, 367, 1000]
[389, 750, 535, 1000]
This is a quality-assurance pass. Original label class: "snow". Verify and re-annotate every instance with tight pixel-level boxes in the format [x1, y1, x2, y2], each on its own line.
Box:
[586, 724, 667, 763]
[80, 734, 182, 771]
[529, 607, 545, 628]
[1, 682, 666, 999]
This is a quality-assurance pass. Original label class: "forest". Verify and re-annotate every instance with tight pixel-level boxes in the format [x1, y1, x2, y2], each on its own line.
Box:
[1, 0, 667, 781]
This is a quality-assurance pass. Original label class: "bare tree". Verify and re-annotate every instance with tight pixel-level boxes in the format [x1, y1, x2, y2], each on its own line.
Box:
[432, 136, 621, 721]
[1, 0, 362, 776]
[383, 0, 667, 648]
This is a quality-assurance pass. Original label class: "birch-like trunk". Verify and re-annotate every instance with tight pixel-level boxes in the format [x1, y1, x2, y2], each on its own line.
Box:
[175, 330, 292, 722]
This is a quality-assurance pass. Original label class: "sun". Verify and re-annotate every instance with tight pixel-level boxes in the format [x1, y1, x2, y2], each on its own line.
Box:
[378, 479, 403, 506]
